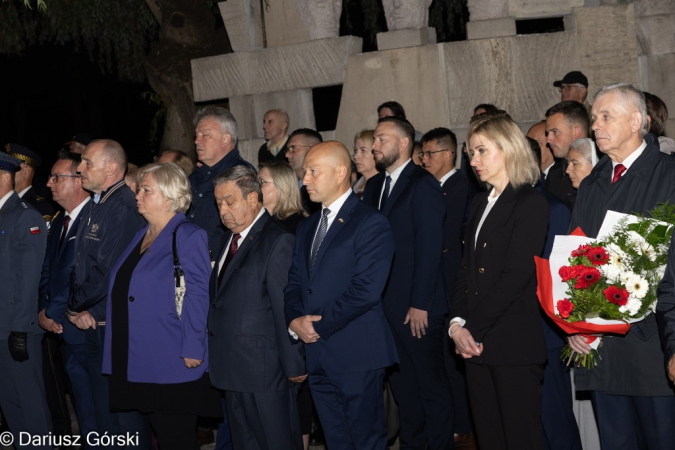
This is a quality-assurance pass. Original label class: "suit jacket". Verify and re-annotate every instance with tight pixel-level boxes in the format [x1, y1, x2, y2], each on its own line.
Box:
[441, 171, 471, 301]
[284, 193, 398, 374]
[102, 214, 211, 384]
[208, 212, 304, 393]
[0, 192, 47, 339]
[38, 201, 90, 345]
[574, 134, 675, 396]
[21, 186, 57, 222]
[362, 162, 448, 320]
[450, 184, 548, 366]
[544, 159, 575, 211]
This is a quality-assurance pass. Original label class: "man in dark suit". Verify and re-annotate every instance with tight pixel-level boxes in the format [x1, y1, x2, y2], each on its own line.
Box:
[570, 83, 675, 448]
[0, 152, 51, 448]
[544, 101, 590, 210]
[363, 117, 454, 450]
[38, 151, 96, 442]
[258, 109, 290, 165]
[208, 165, 305, 450]
[285, 128, 322, 214]
[421, 128, 475, 448]
[285, 141, 398, 449]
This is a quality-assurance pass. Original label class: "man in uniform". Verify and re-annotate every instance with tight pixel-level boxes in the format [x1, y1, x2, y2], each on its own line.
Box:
[0, 152, 51, 448]
[5, 143, 56, 222]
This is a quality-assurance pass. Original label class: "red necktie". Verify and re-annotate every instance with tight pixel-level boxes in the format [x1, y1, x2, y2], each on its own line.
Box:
[58, 215, 71, 251]
[612, 164, 626, 183]
[218, 233, 240, 286]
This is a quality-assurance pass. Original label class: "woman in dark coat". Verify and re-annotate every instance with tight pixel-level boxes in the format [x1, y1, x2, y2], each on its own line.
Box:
[449, 112, 549, 450]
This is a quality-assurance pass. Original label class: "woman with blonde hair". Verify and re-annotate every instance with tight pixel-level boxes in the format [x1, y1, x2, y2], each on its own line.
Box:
[351, 129, 379, 199]
[258, 161, 308, 233]
[449, 112, 549, 450]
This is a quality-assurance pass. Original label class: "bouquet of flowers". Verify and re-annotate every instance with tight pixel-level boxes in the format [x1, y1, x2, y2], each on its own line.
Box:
[536, 203, 675, 369]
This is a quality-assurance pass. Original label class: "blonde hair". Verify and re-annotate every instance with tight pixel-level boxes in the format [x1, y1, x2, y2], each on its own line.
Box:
[137, 163, 192, 213]
[467, 113, 540, 188]
[260, 161, 308, 220]
[354, 129, 374, 146]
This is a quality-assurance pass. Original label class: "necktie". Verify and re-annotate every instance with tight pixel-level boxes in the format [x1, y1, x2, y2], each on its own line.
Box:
[311, 208, 330, 270]
[58, 215, 71, 252]
[380, 175, 392, 211]
[612, 163, 626, 184]
[218, 233, 241, 286]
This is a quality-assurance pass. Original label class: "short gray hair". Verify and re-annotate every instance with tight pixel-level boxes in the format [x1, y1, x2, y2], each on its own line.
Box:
[213, 165, 260, 201]
[594, 83, 649, 136]
[193, 106, 238, 143]
[137, 163, 192, 213]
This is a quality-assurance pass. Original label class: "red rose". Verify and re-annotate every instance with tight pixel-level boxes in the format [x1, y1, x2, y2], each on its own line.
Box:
[571, 244, 592, 257]
[574, 266, 601, 289]
[559, 266, 576, 282]
[586, 246, 610, 266]
[557, 299, 575, 319]
[603, 285, 629, 306]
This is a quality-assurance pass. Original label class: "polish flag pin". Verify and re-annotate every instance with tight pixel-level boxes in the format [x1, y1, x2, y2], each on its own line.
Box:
[30, 226, 40, 234]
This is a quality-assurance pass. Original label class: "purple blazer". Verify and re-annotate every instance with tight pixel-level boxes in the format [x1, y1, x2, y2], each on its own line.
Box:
[102, 213, 212, 384]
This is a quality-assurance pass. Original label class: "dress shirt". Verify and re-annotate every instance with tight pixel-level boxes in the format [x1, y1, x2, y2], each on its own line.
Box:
[439, 168, 458, 187]
[63, 197, 91, 236]
[474, 188, 501, 249]
[312, 188, 352, 241]
[542, 162, 555, 180]
[379, 158, 412, 207]
[267, 135, 288, 157]
[218, 207, 266, 274]
[16, 186, 31, 198]
[611, 140, 647, 175]
[0, 191, 13, 210]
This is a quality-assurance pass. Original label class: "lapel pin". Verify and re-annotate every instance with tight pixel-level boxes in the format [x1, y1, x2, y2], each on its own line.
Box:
[338, 218, 344, 223]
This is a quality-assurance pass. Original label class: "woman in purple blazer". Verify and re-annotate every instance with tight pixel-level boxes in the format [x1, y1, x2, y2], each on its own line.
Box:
[102, 163, 220, 449]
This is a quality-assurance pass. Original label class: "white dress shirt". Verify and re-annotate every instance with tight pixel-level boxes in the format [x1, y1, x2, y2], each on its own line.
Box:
[611, 140, 647, 174]
[62, 197, 91, 237]
[0, 191, 13, 210]
[379, 158, 412, 207]
[439, 168, 458, 187]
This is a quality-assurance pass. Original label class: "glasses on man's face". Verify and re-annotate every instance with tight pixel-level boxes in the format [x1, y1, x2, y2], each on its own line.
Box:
[558, 84, 583, 93]
[49, 174, 79, 183]
[419, 149, 451, 159]
[286, 145, 312, 155]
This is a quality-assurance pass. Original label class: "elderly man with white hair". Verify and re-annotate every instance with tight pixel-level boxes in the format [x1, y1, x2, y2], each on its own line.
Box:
[568, 83, 675, 449]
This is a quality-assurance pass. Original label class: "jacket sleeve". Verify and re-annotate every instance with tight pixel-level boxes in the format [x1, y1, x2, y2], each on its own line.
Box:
[69, 203, 144, 317]
[657, 231, 675, 361]
[11, 209, 47, 332]
[267, 233, 305, 377]
[177, 226, 212, 360]
[410, 175, 446, 311]
[312, 213, 395, 341]
[284, 223, 306, 332]
[466, 193, 549, 339]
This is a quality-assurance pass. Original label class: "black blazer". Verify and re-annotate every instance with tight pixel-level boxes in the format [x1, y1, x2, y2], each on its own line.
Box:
[362, 162, 448, 320]
[208, 212, 305, 393]
[450, 183, 548, 366]
[441, 172, 471, 300]
[544, 159, 575, 210]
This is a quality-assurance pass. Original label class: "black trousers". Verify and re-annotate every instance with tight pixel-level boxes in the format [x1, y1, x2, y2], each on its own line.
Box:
[149, 412, 198, 450]
[386, 313, 454, 450]
[466, 363, 543, 450]
[42, 333, 72, 437]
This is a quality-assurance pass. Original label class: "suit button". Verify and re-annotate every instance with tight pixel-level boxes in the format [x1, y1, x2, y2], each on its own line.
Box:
[129, 296, 135, 302]
[209, 332, 214, 337]
[478, 268, 485, 273]
[307, 289, 312, 294]
[483, 243, 487, 248]
[475, 292, 478, 295]
[464, 290, 468, 294]
[211, 304, 216, 309]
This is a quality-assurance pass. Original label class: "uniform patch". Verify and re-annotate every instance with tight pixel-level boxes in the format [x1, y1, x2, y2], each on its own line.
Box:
[30, 226, 40, 234]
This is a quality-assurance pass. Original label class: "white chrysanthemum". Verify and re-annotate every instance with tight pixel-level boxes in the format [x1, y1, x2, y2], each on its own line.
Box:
[601, 263, 622, 283]
[626, 275, 649, 299]
[620, 271, 636, 284]
[639, 241, 657, 261]
[606, 244, 627, 268]
[624, 297, 642, 316]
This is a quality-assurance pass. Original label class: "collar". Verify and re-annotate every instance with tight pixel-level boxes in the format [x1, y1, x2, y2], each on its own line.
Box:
[199, 148, 242, 173]
[323, 188, 352, 212]
[17, 186, 31, 198]
[386, 158, 412, 183]
[0, 190, 13, 210]
[612, 139, 647, 171]
[439, 168, 457, 186]
[487, 187, 502, 205]
[66, 197, 91, 223]
[267, 135, 288, 150]
[237, 207, 267, 242]
[96, 179, 127, 204]
[543, 161, 555, 177]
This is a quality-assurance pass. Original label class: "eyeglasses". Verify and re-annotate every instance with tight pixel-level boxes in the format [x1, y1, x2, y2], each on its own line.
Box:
[49, 174, 79, 183]
[419, 149, 452, 159]
[558, 84, 585, 93]
[286, 145, 312, 155]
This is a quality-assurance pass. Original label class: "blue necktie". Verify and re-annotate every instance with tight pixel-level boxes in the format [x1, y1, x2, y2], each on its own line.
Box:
[380, 175, 392, 211]
[311, 208, 330, 270]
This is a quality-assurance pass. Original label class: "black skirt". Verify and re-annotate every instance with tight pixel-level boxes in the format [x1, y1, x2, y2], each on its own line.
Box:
[108, 239, 221, 418]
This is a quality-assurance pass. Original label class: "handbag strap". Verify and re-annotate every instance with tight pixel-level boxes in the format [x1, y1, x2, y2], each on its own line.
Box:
[172, 222, 187, 287]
